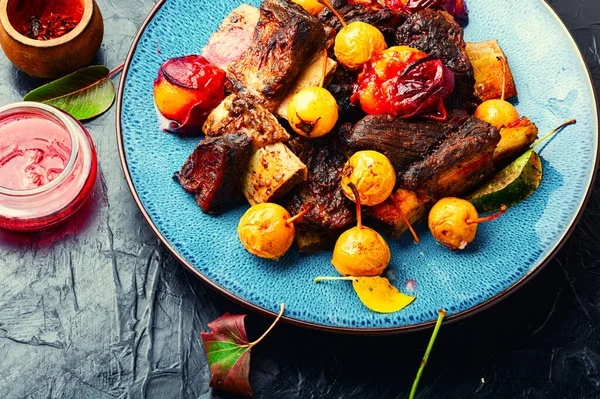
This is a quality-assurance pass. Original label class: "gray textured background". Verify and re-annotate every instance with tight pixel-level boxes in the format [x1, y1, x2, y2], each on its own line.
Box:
[1, 0, 600, 398]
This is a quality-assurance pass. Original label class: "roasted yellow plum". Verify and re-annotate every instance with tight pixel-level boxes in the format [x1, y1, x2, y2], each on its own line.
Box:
[341, 151, 396, 207]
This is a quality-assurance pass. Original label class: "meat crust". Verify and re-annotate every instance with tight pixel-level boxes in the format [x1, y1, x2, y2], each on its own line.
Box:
[396, 9, 470, 72]
[343, 110, 470, 173]
[227, 0, 327, 110]
[175, 132, 253, 214]
[203, 94, 289, 150]
[326, 67, 363, 123]
[395, 9, 479, 111]
[294, 228, 343, 254]
[318, 0, 403, 44]
[398, 116, 501, 198]
[285, 135, 354, 231]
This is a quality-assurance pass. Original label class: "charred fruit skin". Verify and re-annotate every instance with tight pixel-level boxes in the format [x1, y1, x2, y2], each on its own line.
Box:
[341, 150, 396, 206]
[352, 46, 455, 119]
[154, 74, 204, 122]
[428, 197, 478, 251]
[238, 203, 295, 260]
[332, 226, 391, 276]
[154, 55, 226, 124]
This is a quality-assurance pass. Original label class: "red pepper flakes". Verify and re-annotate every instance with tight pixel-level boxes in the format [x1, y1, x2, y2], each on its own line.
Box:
[19, 14, 78, 41]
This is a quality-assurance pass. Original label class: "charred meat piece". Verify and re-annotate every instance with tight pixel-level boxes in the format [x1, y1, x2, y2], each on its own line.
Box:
[203, 95, 289, 149]
[446, 69, 479, 113]
[295, 227, 344, 253]
[318, 0, 403, 45]
[398, 116, 501, 198]
[387, 0, 469, 27]
[285, 135, 354, 231]
[175, 132, 253, 214]
[335, 122, 355, 159]
[202, 5, 260, 71]
[326, 67, 363, 123]
[342, 110, 469, 173]
[395, 9, 479, 111]
[227, 0, 327, 111]
[395, 9, 470, 74]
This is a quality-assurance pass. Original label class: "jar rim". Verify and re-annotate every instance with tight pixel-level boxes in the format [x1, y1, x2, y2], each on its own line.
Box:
[0, 102, 80, 196]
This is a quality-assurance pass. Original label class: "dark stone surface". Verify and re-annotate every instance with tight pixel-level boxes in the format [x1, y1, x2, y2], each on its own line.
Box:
[0, 0, 599, 397]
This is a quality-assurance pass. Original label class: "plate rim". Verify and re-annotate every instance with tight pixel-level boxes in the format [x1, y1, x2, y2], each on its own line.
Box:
[116, 0, 600, 335]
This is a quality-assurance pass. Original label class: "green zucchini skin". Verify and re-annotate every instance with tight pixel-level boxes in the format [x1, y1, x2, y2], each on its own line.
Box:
[468, 150, 542, 214]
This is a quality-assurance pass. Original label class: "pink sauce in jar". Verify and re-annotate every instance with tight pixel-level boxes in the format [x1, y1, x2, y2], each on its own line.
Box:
[0, 102, 97, 231]
[0, 113, 72, 190]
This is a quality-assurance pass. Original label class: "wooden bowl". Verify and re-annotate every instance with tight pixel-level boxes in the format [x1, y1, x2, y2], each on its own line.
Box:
[0, 0, 104, 78]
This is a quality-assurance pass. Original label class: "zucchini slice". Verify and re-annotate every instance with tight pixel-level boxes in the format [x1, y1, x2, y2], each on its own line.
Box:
[468, 149, 542, 213]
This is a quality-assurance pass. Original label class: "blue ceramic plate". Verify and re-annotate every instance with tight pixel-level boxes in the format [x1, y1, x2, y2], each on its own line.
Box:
[117, 0, 598, 333]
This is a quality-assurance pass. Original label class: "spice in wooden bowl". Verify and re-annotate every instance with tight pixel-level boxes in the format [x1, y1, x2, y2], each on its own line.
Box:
[19, 13, 78, 41]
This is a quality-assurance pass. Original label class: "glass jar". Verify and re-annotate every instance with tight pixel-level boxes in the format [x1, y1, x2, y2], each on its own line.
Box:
[0, 102, 97, 231]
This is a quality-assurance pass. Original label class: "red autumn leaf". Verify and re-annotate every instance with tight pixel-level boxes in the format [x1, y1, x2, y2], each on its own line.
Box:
[200, 304, 285, 397]
[201, 314, 253, 396]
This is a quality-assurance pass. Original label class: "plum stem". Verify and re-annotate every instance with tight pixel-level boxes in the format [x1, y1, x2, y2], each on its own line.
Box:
[497, 56, 507, 101]
[348, 182, 362, 229]
[401, 55, 438, 77]
[467, 205, 507, 225]
[317, 0, 347, 28]
[409, 309, 447, 399]
[248, 303, 285, 348]
[392, 193, 420, 244]
[314, 276, 356, 283]
[532, 119, 577, 150]
[319, 48, 328, 89]
[287, 205, 313, 225]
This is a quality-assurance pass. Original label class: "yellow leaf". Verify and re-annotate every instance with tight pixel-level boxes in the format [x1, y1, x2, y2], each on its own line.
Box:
[352, 276, 416, 313]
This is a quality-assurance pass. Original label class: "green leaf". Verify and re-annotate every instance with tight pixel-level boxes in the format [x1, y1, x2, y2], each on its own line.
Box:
[23, 65, 115, 120]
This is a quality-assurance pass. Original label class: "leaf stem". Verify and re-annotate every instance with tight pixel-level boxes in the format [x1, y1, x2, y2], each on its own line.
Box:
[532, 119, 577, 150]
[317, 0, 347, 28]
[248, 303, 285, 348]
[314, 276, 356, 283]
[409, 309, 447, 399]
[466, 204, 507, 225]
[109, 64, 125, 79]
